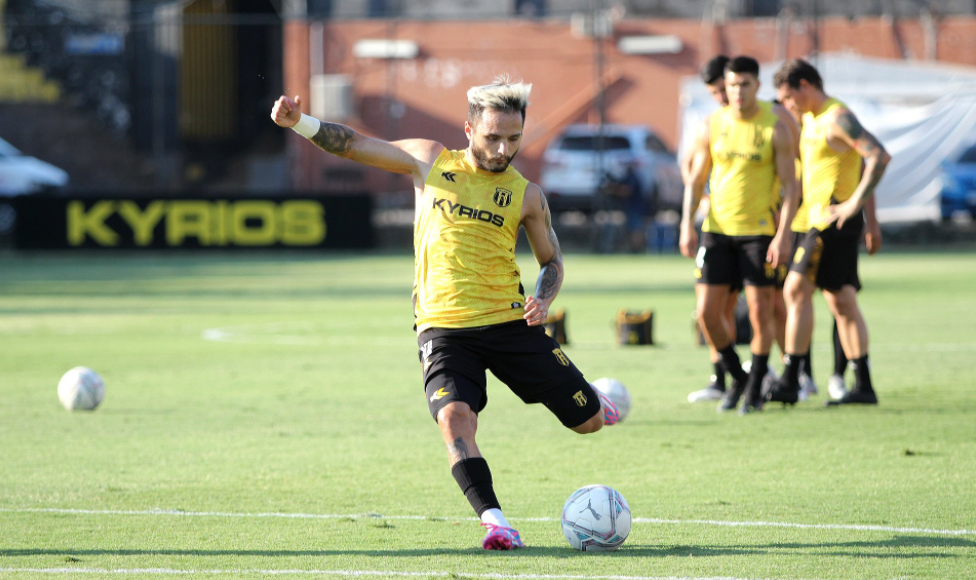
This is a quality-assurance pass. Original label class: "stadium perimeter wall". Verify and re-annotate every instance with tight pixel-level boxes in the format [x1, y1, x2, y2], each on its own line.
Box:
[281, 16, 976, 196]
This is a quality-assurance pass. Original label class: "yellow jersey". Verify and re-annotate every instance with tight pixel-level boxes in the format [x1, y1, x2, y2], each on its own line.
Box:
[800, 98, 862, 231]
[413, 149, 529, 334]
[704, 101, 779, 236]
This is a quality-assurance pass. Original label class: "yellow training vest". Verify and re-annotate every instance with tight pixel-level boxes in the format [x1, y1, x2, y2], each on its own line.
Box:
[704, 101, 779, 236]
[413, 149, 528, 333]
[800, 98, 863, 231]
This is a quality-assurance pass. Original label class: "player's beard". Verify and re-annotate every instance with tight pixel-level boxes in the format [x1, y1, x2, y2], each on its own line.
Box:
[470, 144, 517, 173]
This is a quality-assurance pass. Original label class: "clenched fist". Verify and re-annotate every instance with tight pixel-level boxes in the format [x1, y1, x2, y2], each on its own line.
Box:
[271, 95, 303, 128]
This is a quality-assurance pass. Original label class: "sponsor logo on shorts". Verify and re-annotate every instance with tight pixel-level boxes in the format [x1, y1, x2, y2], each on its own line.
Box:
[572, 390, 587, 407]
[429, 387, 449, 402]
[552, 348, 569, 367]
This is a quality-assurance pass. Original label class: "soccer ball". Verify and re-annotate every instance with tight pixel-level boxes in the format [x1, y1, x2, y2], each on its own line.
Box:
[591, 377, 631, 422]
[57, 367, 105, 411]
[561, 484, 632, 551]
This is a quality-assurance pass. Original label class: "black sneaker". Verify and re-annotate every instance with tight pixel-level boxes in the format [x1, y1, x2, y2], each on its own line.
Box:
[739, 384, 765, 415]
[765, 378, 799, 405]
[717, 380, 744, 413]
[824, 389, 878, 406]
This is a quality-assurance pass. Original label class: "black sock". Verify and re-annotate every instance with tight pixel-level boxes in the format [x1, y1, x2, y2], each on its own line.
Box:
[745, 353, 769, 395]
[850, 355, 874, 393]
[713, 361, 726, 389]
[833, 321, 847, 376]
[718, 344, 748, 384]
[800, 352, 814, 382]
[783, 352, 805, 390]
[451, 457, 500, 517]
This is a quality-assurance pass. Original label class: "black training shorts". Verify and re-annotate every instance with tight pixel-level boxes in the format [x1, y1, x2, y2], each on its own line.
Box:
[789, 211, 864, 291]
[417, 320, 601, 428]
[695, 232, 777, 287]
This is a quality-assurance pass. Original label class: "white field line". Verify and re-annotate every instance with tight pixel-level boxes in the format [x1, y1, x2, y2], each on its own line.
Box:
[3, 507, 974, 537]
[0, 568, 858, 580]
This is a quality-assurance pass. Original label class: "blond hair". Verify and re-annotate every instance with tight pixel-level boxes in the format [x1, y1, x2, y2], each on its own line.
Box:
[467, 74, 532, 124]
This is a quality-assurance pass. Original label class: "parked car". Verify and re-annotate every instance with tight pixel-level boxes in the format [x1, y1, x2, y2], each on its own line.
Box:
[0, 136, 69, 195]
[940, 140, 976, 220]
[540, 124, 682, 213]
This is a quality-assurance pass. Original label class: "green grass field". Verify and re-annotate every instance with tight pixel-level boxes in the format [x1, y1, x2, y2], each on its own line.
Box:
[1, 250, 975, 580]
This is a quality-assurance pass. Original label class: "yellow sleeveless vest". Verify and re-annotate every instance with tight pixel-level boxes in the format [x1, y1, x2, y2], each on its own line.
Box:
[800, 98, 863, 231]
[704, 101, 779, 236]
[413, 149, 528, 333]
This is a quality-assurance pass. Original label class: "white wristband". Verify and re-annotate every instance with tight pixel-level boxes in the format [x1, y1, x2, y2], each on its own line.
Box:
[291, 114, 320, 139]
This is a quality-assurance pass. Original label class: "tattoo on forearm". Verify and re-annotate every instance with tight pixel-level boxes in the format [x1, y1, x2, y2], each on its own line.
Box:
[448, 437, 469, 462]
[536, 263, 561, 301]
[311, 122, 354, 155]
[837, 112, 864, 141]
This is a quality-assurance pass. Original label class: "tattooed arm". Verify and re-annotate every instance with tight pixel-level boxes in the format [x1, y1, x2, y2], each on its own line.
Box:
[521, 183, 564, 327]
[270, 94, 442, 186]
[826, 108, 891, 228]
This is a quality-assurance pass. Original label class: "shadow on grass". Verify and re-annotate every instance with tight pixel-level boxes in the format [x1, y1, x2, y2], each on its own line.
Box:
[4, 535, 972, 559]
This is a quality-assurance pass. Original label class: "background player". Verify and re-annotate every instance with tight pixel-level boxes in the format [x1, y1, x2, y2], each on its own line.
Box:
[770, 59, 890, 406]
[683, 55, 743, 403]
[680, 56, 799, 414]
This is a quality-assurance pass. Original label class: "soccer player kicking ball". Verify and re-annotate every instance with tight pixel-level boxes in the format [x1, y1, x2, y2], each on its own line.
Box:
[769, 59, 890, 406]
[271, 76, 619, 550]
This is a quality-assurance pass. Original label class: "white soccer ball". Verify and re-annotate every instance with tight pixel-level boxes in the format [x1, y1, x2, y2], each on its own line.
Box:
[57, 367, 105, 411]
[561, 484, 632, 551]
[591, 377, 631, 422]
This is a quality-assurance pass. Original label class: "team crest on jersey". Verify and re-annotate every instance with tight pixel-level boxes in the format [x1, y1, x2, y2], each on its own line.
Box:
[493, 187, 513, 208]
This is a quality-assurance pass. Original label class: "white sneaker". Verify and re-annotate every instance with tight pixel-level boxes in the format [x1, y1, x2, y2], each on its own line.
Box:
[798, 372, 818, 399]
[827, 374, 848, 400]
[688, 384, 725, 402]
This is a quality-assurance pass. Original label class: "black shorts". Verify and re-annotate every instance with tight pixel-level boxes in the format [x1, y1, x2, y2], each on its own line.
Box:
[695, 233, 777, 288]
[417, 320, 601, 428]
[789, 211, 864, 291]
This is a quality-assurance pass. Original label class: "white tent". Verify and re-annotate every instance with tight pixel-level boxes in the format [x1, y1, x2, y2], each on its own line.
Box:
[678, 53, 976, 223]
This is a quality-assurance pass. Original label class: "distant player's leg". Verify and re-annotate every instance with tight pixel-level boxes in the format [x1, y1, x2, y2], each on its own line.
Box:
[740, 283, 775, 413]
[700, 284, 750, 411]
[823, 286, 877, 405]
[828, 319, 849, 399]
[688, 285, 736, 402]
[738, 235, 779, 414]
[696, 234, 750, 412]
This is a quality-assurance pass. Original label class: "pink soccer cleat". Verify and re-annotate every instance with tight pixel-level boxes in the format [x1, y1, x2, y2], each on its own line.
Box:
[481, 523, 525, 550]
[597, 391, 620, 426]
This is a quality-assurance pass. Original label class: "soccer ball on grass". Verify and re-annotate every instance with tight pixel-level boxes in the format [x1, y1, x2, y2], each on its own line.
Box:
[58, 367, 105, 411]
[590, 377, 631, 422]
[561, 484, 632, 551]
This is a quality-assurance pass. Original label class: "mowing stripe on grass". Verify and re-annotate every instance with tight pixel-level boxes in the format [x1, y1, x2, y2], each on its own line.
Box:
[4, 507, 974, 537]
[0, 568, 857, 580]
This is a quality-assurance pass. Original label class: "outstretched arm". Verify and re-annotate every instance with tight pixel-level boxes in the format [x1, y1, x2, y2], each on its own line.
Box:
[827, 108, 891, 229]
[521, 184, 563, 327]
[271, 95, 443, 183]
